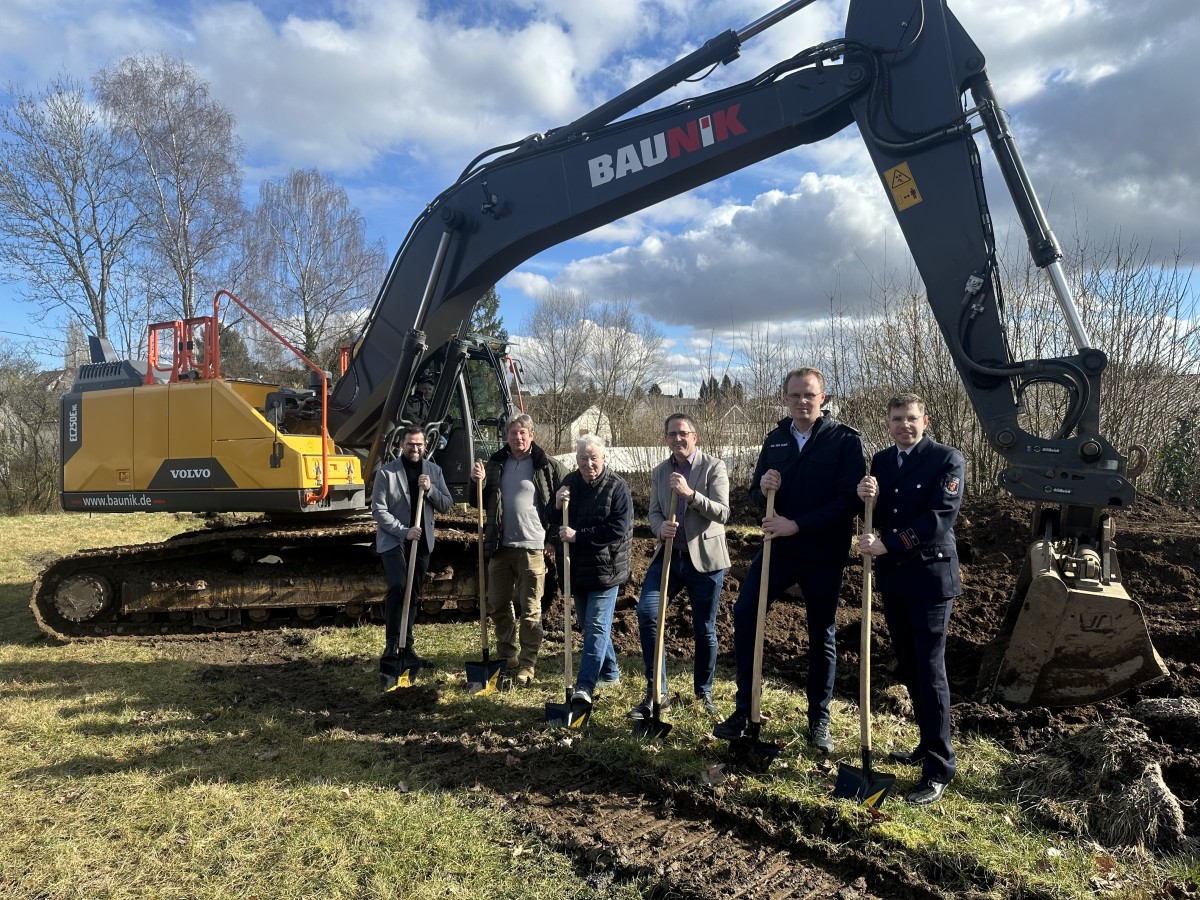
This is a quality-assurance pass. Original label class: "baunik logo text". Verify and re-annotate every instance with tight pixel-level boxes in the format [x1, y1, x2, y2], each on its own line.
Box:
[587, 105, 747, 188]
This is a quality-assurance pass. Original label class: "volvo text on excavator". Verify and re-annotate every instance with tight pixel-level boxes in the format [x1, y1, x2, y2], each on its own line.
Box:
[34, 0, 1167, 707]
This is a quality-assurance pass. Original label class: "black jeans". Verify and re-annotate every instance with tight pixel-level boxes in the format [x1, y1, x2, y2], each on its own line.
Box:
[380, 542, 430, 676]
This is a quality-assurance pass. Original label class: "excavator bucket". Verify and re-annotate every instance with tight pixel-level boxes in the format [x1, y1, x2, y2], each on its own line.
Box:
[980, 540, 1167, 706]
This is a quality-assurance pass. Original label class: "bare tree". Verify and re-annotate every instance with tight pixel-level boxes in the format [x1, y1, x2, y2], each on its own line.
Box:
[684, 329, 738, 451]
[844, 291, 993, 486]
[835, 226, 1200, 497]
[94, 53, 244, 321]
[239, 168, 386, 372]
[518, 289, 595, 452]
[584, 299, 667, 444]
[0, 342, 62, 514]
[1068, 234, 1200, 468]
[735, 323, 792, 436]
[0, 75, 142, 348]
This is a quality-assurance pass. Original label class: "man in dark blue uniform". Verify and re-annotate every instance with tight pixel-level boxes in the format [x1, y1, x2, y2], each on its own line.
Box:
[857, 393, 964, 804]
[713, 367, 864, 754]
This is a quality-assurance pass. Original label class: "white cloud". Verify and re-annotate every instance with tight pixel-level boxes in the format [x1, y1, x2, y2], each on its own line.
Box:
[530, 167, 902, 330]
[0, 0, 1196, 372]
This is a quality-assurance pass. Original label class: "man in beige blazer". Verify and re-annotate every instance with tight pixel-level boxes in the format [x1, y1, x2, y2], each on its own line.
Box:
[629, 413, 731, 720]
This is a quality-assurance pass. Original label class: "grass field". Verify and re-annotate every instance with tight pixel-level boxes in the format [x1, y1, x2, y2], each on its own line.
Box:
[1, 512, 1196, 899]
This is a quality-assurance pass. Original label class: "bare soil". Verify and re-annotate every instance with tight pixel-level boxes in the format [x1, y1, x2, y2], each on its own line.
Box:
[140, 492, 1200, 898]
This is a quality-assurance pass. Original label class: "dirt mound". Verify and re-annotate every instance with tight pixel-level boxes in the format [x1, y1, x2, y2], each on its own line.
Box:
[1003, 715, 1185, 851]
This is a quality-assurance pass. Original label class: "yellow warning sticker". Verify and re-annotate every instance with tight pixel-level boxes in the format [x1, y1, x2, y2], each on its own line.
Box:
[885, 162, 922, 211]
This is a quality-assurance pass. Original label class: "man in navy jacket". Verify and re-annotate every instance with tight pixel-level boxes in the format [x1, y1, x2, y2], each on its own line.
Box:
[713, 367, 864, 753]
[857, 393, 964, 805]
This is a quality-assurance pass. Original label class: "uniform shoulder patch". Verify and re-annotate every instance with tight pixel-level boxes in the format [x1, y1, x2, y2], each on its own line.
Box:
[944, 475, 961, 496]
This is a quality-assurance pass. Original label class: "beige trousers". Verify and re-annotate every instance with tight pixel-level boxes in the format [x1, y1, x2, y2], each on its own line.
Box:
[488, 546, 547, 668]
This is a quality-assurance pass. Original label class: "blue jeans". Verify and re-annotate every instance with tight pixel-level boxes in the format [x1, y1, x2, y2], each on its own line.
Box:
[636, 551, 724, 696]
[573, 585, 620, 693]
[732, 548, 843, 726]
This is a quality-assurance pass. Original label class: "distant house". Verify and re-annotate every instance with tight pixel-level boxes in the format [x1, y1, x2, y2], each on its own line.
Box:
[710, 403, 757, 444]
[664, 401, 764, 445]
[567, 405, 613, 443]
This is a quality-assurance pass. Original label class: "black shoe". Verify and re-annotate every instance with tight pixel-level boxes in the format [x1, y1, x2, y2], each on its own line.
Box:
[627, 691, 671, 721]
[713, 709, 749, 741]
[807, 721, 834, 754]
[696, 692, 718, 715]
[906, 779, 948, 805]
[404, 651, 429, 669]
[887, 749, 925, 767]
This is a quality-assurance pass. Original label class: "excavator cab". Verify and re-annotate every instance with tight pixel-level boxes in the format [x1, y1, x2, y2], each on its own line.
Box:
[384, 337, 521, 503]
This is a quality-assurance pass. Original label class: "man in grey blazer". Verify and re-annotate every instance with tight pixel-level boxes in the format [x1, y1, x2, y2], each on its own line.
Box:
[629, 413, 731, 719]
[372, 425, 453, 690]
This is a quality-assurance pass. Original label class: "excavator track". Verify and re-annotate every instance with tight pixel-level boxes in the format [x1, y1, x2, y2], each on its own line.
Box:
[31, 516, 484, 640]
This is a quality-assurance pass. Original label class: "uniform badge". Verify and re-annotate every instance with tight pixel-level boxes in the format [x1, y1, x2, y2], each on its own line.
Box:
[944, 476, 960, 497]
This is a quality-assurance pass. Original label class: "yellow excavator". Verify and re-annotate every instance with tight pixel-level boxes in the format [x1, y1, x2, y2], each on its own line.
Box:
[34, 0, 1167, 707]
[36, 290, 520, 637]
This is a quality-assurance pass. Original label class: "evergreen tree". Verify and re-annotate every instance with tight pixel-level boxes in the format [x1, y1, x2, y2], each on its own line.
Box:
[470, 286, 507, 339]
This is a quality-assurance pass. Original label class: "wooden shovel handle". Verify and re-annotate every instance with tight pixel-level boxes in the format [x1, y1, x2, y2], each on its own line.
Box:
[749, 489, 775, 724]
[860, 497, 875, 750]
[561, 500, 572, 688]
[652, 492, 678, 706]
[476, 478, 488, 646]
[398, 487, 426, 653]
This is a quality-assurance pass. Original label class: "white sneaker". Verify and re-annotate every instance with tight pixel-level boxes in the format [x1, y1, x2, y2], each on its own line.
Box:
[571, 688, 592, 705]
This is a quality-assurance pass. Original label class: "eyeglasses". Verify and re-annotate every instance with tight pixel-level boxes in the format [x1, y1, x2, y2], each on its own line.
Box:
[403, 441, 426, 449]
[666, 431, 694, 438]
[786, 392, 821, 402]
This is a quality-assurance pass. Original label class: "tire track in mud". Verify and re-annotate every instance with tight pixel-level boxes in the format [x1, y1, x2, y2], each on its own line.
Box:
[384, 729, 940, 900]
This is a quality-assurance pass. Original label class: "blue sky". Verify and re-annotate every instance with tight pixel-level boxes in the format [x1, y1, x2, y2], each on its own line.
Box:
[1, 0, 1197, 392]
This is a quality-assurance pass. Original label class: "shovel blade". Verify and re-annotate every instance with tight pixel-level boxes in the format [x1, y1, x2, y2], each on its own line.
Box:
[729, 724, 782, 772]
[380, 659, 421, 693]
[834, 763, 896, 809]
[465, 659, 506, 696]
[545, 699, 591, 729]
[632, 717, 672, 742]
